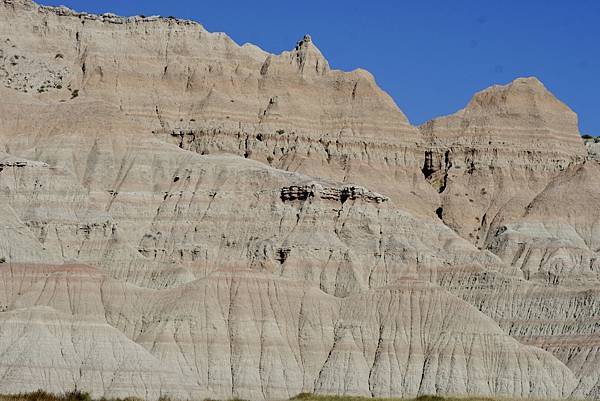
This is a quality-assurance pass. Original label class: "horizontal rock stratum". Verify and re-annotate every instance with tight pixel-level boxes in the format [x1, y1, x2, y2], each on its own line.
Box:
[0, 1, 598, 400]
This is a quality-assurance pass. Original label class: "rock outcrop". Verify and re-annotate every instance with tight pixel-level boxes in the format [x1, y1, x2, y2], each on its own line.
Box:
[420, 77, 587, 247]
[0, 0, 439, 217]
[0, 1, 597, 400]
[420, 78, 600, 400]
[586, 137, 600, 161]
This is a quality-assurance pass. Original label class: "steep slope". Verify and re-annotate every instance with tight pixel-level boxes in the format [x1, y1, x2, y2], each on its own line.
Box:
[0, 1, 597, 400]
[421, 78, 600, 399]
[0, 264, 579, 400]
[0, 0, 437, 217]
[488, 161, 600, 284]
[484, 161, 600, 397]
[420, 77, 587, 247]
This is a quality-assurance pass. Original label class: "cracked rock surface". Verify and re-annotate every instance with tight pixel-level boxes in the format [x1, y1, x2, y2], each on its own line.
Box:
[0, 1, 598, 400]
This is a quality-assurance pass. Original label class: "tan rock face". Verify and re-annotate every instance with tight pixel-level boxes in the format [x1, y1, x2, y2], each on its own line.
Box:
[0, 0, 439, 218]
[586, 138, 600, 161]
[0, 1, 598, 400]
[420, 77, 587, 247]
[420, 78, 600, 400]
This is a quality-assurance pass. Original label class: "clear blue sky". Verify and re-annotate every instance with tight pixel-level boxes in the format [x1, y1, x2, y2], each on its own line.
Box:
[40, 0, 600, 135]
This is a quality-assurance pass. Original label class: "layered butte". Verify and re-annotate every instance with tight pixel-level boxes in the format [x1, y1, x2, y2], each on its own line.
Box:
[0, 1, 598, 400]
[0, 0, 437, 217]
[420, 77, 587, 247]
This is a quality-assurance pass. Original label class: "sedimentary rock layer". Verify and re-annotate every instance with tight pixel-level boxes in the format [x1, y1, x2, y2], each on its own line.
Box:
[0, 0, 598, 400]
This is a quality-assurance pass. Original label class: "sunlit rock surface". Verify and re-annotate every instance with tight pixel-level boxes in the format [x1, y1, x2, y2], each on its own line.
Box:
[0, 1, 598, 400]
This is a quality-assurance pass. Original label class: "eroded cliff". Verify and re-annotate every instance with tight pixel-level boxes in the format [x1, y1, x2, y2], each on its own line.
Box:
[0, 1, 598, 400]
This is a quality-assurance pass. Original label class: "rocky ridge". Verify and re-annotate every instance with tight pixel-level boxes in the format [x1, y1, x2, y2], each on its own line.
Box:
[0, 1, 598, 400]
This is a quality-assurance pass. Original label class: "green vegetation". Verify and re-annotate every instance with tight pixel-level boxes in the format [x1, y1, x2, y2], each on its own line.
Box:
[288, 394, 588, 401]
[0, 391, 94, 401]
[290, 394, 504, 401]
[0, 392, 573, 401]
[0, 390, 157, 401]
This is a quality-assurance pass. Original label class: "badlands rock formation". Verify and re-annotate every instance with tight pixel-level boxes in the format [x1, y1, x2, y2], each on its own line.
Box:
[586, 137, 600, 161]
[420, 77, 587, 247]
[0, 0, 598, 400]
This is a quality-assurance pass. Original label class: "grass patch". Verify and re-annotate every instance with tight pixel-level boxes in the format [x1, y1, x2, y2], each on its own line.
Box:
[0, 391, 142, 401]
[289, 394, 557, 401]
[0, 391, 577, 401]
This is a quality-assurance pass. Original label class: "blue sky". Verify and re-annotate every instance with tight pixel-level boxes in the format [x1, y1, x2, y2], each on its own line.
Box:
[40, 0, 600, 135]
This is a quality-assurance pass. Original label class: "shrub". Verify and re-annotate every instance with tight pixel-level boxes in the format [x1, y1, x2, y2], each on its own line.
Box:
[24, 389, 58, 401]
[415, 396, 447, 401]
[291, 394, 313, 400]
[63, 390, 91, 401]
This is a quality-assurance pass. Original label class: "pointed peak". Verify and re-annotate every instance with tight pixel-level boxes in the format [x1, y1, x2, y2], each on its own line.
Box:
[296, 34, 313, 47]
[293, 34, 319, 54]
[289, 34, 329, 75]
